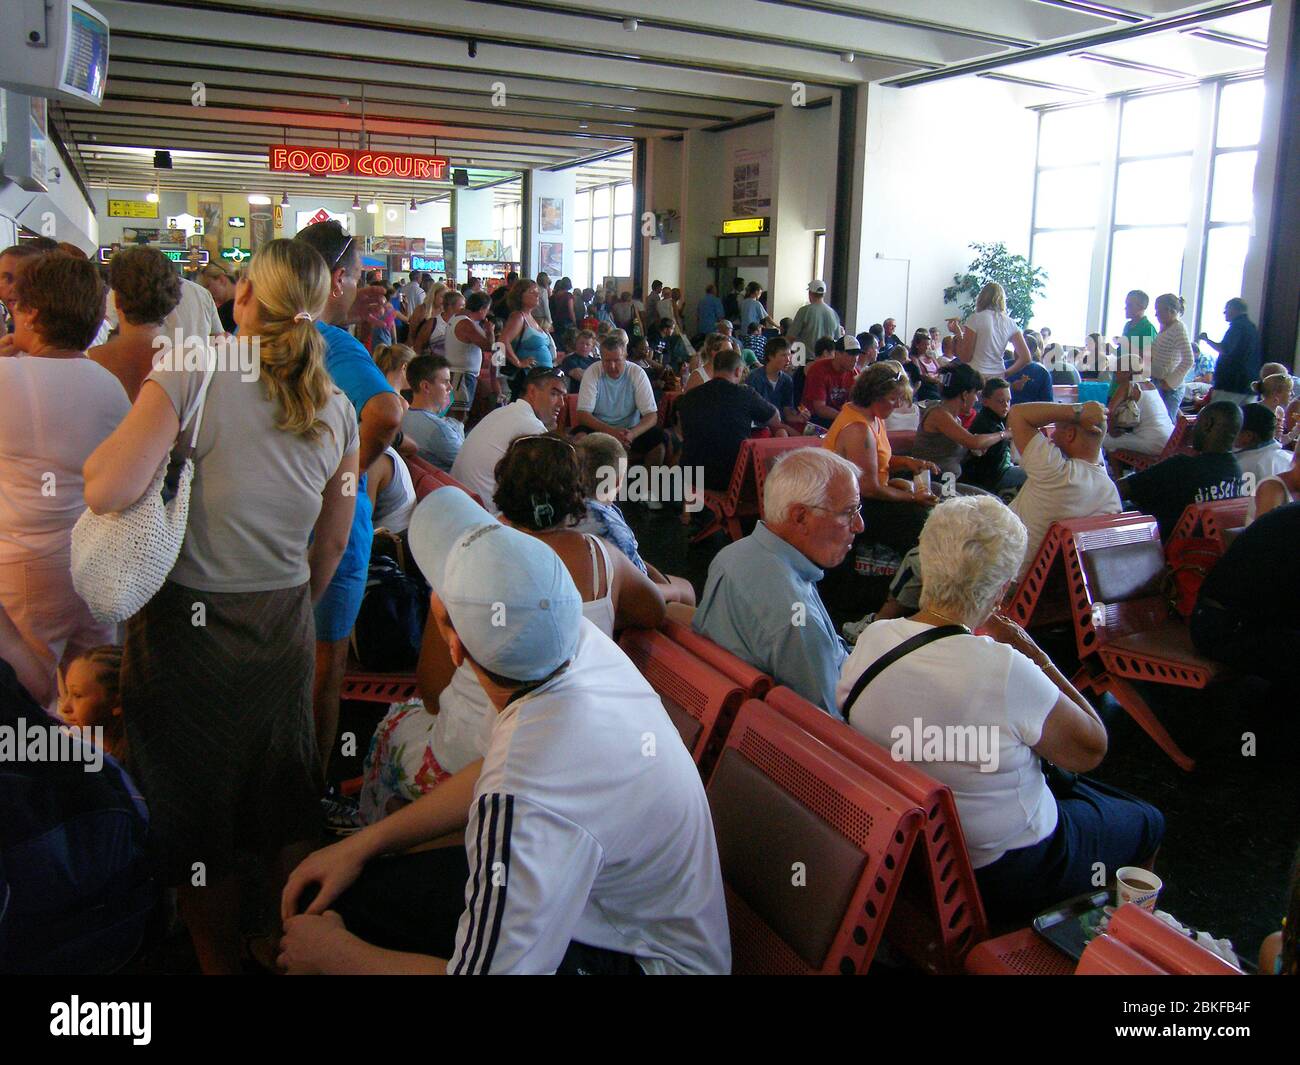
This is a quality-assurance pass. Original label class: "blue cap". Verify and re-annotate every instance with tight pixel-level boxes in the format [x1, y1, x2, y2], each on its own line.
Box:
[407, 487, 582, 682]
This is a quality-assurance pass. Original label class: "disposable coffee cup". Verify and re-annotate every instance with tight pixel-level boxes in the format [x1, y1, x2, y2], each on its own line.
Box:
[913, 469, 931, 494]
[1115, 867, 1163, 911]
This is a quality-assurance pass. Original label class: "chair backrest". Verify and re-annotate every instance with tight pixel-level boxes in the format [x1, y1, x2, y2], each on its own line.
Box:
[618, 627, 744, 771]
[658, 389, 681, 429]
[1108, 904, 1244, 975]
[1054, 513, 1166, 659]
[1159, 411, 1196, 460]
[662, 619, 772, 699]
[886, 429, 916, 455]
[764, 685, 988, 972]
[1053, 384, 1079, 404]
[707, 699, 922, 974]
[711, 437, 759, 520]
[751, 437, 826, 520]
[1075, 934, 1167, 975]
[1168, 498, 1252, 549]
[404, 454, 487, 509]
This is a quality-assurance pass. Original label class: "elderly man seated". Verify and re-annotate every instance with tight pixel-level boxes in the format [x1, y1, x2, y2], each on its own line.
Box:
[840, 496, 1163, 923]
[693, 448, 862, 715]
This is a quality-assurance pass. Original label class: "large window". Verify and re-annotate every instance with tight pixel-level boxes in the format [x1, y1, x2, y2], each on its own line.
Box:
[492, 199, 521, 262]
[1029, 78, 1264, 346]
[573, 180, 633, 291]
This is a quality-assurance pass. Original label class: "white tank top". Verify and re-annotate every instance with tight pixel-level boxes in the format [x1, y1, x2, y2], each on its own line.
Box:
[372, 448, 416, 533]
[1247, 476, 1296, 523]
[443, 314, 483, 374]
[430, 534, 616, 774]
[425, 314, 450, 358]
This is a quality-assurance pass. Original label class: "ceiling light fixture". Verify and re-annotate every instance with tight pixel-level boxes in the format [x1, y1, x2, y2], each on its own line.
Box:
[146, 190, 160, 203]
[409, 197, 418, 212]
[366, 199, 378, 214]
[248, 193, 272, 205]
[280, 190, 290, 206]
[622, 18, 638, 31]
[841, 51, 855, 63]
[352, 193, 361, 209]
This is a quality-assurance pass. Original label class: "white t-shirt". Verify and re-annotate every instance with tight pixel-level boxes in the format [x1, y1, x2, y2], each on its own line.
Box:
[1235, 440, 1292, 487]
[840, 618, 1060, 869]
[1103, 385, 1173, 456]
[0, 356, 131, 564]
[448, 620, 731, 974]
[965, 309, 1020, 380]
[1010, 433, 1121, 578]
[450, 399, 546, 515]
[401, 280, 423, 316]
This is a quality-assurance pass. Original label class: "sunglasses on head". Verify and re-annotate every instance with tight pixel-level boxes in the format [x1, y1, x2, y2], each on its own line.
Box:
[328, 234, 355, 271]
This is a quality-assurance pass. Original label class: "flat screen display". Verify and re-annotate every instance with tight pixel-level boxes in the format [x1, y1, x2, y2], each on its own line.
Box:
[61, 2, 109, 105]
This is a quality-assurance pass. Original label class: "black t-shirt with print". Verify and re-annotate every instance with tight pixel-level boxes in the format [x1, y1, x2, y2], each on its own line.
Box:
[1120, 451, 1244, 539]
[961, 406, 1011, 490]
[675, 378, 777, 491]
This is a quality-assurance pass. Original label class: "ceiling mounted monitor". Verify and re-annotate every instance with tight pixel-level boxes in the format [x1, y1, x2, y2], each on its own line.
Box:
[0, 0, 109, 107]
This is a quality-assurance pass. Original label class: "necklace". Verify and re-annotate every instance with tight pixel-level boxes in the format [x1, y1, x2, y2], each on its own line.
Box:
[919, 607, 970, 632]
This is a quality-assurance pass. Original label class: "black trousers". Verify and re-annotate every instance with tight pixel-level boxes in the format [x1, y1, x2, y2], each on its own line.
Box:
[1190, 602, 1296, 686]
[332, 846, 644, 973]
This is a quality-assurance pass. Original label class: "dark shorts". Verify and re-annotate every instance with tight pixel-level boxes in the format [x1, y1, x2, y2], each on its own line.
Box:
[975, 777, 1164, 924]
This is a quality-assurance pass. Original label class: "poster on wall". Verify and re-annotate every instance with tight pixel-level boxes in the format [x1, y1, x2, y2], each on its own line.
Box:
[465, 239, 501, 261]
[198, 197, 223, 254]
[538, 241, 563, 277]
[539, 197, 564, 234]
[730, 146, 772, 217]
[295, 207, 351, 233]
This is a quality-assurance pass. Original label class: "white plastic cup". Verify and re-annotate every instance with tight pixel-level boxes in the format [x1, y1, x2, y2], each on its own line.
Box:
[1115, 867, 1163, 912]
[913, 469, 931, 494]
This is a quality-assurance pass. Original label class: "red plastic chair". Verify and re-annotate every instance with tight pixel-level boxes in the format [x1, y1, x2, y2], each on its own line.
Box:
[1053, 385, 1079, 404]
[1075, 934, 1165, 975]
[559, 393, 580, 434]
[340, 673, 419, 703]
[692, 438, 759, 543]
[1167, 498, 1251, 553]
[662, 619, 772, 700]
[1109, 411, 1196, 474]
[708, 699, 923, 974]
[1107, 904, 1243, 975]
[1006, 513, 1149, 630]
[618, 627, 746, 772]
[885, 429, 916, 456]
[764, 685, 989, 973]
[404, 454, 486, 509]
[1056, 513, 1216, 770]
[964, 927, 1076, 975]
[657, 389, 681, 430]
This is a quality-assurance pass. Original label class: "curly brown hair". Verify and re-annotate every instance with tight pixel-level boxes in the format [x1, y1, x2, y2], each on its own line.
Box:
[852, 360, 913, 408]
[14, 253, 106, 350]
[492, 434, 586, 530]
[109, 246, 182, 326]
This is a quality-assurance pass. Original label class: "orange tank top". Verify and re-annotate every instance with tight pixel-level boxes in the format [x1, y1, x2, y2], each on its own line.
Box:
[824, 404, 891, 484]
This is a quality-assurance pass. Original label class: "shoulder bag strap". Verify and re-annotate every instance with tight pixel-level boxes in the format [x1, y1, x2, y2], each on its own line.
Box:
[840, 625, 965, 721]
[180, 362, 217, 457]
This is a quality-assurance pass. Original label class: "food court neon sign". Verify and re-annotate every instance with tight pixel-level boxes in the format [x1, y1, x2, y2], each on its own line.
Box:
[268, 144, 448, 181]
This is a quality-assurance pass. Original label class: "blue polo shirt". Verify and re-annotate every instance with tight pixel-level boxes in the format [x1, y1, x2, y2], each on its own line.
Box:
[694, 521, 847, 715]
[746, 366, 794, 412]
[315, 322, 397, 636]
[1007, 361, 1054, 404]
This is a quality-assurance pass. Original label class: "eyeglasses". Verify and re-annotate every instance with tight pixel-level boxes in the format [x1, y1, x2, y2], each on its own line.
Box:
[523, 366, 566, 384]
[508, 433, 576, 456]
[809, 502, 864, 524]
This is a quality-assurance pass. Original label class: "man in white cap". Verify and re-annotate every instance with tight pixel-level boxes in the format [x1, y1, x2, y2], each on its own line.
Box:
[787, 279, 842, 361]
[278, 487, 730, 975]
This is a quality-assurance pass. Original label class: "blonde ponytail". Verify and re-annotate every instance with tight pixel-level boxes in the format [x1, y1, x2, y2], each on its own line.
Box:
[246, 239, 335, 439]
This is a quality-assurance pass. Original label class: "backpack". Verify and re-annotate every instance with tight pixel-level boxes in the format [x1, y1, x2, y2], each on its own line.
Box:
[351, 555, 429, 672]
[0, 663, 156, 974]
[1164, 537, 1222, 619]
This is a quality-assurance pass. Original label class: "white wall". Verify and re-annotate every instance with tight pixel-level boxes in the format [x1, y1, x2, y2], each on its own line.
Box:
[1, 101, 97, 253]
[845, 78, 1038, 338]
[771, 101, 836, 325]
[528, 168, 575, 281]
[645, 137, 682, 289]
[452, 186, 494, 281]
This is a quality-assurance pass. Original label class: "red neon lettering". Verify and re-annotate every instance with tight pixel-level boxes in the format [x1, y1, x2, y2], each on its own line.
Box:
[270, 146, 289, 170]
[356, 153, 374, 176]
[332, 151, 350, 173]
[287, 148, 309, 171]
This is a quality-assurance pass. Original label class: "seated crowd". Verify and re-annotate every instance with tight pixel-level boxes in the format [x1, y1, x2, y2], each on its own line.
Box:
[1, 234, 1295, 976]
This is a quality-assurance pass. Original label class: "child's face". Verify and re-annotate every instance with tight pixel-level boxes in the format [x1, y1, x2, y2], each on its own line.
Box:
[59, 659, 117, 729]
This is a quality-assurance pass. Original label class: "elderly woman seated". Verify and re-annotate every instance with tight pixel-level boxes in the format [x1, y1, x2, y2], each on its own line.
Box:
[1103, 367, 1173, 458]
[838, 495, 1164, 922]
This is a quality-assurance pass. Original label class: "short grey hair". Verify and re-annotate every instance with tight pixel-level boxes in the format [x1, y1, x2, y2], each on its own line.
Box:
[764, 448, 861, 525]
[918, 496, 1027, 624]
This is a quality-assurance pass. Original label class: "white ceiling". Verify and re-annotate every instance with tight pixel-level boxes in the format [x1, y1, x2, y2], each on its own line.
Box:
[55, 0, 1271, 204]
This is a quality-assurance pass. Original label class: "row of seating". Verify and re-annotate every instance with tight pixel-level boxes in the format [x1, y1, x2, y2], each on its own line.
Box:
[1109, 410, 1197, 475]
[1008, 501, 1247, 771]
[619, 619, 1240, 975]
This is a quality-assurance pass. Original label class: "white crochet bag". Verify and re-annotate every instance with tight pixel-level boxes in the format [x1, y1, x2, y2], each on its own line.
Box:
[71, 367, 215, 624]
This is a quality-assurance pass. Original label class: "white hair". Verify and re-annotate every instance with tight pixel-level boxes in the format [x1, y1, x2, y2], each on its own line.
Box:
[918, 496, 1027, 624]
[764, 448, 861, 525]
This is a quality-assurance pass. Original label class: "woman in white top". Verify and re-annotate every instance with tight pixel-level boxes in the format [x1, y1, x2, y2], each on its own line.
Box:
[359, 434, 665, 823]
[840, 495, 1162, 922]
[685, 333, 730, 392]
[0, 253, 130, 689]
[1252, 446, 1300, 522]
[1150, 293, 1194, 421]
[443, 291, 495, 420]
[412, 288, 463, 358]
[1102, 371, 1174, 456]
[952, 282, 1032, 382]
[83, 239, 359, 973]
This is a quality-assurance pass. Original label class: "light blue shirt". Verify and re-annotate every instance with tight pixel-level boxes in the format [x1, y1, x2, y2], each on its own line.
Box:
[694, 521, 847, 715]
[698, 294, 725, 335]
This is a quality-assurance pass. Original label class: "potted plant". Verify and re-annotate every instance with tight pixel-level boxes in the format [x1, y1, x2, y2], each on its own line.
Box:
[943, 241, 1046, 329]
